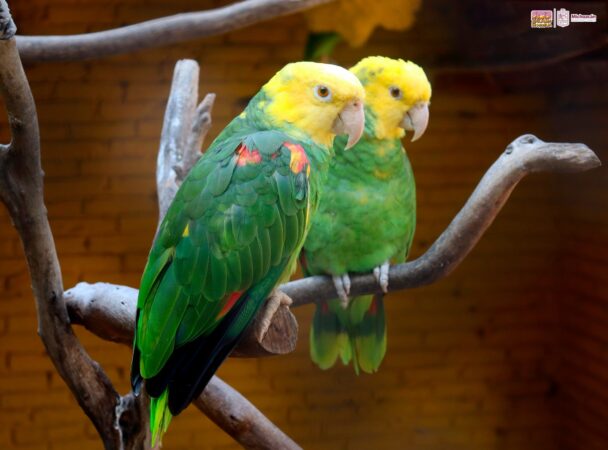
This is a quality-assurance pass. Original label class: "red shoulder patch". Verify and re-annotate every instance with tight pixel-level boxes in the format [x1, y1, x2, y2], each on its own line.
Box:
[236, 144, 262, 166]
[284, 142, 310, 175]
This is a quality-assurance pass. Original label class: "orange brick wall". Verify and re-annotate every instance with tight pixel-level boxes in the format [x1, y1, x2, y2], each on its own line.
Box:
[550, 85, 608, 450]
[0, 1, 605, 449]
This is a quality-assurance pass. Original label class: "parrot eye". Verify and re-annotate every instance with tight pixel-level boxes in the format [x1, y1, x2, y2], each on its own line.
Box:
[389, 86, 403, 99]
[314, 85, 332, 102]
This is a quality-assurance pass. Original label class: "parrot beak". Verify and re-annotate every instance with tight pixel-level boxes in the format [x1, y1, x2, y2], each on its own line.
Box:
[401, 101, 430, 142]
[332, 99, 365, 149]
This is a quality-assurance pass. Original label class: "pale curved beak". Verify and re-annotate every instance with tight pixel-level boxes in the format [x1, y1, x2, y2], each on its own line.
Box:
[332, 99, 365, 149]
[401, 101, 430, 142]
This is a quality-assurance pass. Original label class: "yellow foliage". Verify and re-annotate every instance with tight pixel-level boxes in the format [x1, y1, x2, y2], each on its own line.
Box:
[305, 0, 422, 47]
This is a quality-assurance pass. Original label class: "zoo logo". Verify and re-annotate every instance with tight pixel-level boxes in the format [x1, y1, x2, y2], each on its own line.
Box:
[531, 8, 598, 28]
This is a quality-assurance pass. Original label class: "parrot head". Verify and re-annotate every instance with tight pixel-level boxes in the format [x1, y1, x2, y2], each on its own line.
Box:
[350, 56, 431, 142]
[262, 62, 365, 149]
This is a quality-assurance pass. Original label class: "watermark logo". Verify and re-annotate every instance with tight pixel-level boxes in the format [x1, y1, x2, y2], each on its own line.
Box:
[531, 10, 553, 28]
[531, 8, 597, 28]
[571, 13, 597, 23]
[556, 8, 570, 27]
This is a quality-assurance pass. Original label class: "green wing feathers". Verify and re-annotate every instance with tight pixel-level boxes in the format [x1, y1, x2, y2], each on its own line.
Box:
[131, 131, 314, 443]
[310, 295, 386, 374]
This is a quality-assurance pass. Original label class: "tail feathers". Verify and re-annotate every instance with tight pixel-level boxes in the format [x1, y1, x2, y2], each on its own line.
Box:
[145, 263, 288, 416]
[310, 295, 387, 374]
[349, 294, 387, 374]
[145, 292, 251, 415]
[150, 389, 172, 447]
[310, 299, 349, 370]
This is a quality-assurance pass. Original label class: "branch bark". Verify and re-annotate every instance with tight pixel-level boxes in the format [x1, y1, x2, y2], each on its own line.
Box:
[195, 377, 302, 450]
[0, 1, 147, 448]
[65, 281, 298, 357]
[15, 0, 334, 63]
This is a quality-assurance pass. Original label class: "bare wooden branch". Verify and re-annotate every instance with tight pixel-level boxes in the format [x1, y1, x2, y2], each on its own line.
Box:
[15, 0, 334, 63]
[182, 93, 215, 178]
[156, 59, 201, 220]
[282, 135, 601, 306]
[66, 282, 297, 356]
[0, 2, 147, 448]
[195, 377, 302, 450]
[231, 290, 298, 357]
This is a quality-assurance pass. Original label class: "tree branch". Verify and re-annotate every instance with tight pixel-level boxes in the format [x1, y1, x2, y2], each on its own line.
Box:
[156, 59, 206, 221]
[15, 0, 334, 63]
[282, 135, 601, 306]
[195, 377, 302, 450]
[0, 1, 147, 448]
[65, 282, 298, 357]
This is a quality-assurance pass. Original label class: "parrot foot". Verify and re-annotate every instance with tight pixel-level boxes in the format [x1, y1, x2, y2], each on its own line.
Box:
[332, 274, 351, 308]
[256, 290, 293, 343]
[373, 261, 390, 293]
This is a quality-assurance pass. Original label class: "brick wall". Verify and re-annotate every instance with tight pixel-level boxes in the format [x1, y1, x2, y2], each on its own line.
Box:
[550, 84, 608, 450]
[0, 1, 605, 449]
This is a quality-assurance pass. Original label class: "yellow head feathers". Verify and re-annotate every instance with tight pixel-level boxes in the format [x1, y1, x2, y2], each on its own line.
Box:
[350, 56, 431, 140]
[262, 62, 365, 148]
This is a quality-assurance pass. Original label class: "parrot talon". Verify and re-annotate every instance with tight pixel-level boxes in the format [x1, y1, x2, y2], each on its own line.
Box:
[373, 261, 390, 293]
[256, 291, 293, 342]
[333, 274, 351, 308]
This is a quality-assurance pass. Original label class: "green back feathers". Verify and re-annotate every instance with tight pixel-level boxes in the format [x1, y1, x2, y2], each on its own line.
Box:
[133, 111, 331, 444]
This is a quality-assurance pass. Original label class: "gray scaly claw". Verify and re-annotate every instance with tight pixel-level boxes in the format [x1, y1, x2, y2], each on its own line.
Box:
[373, 261, 390, 293]
[332, 274, 351, 308]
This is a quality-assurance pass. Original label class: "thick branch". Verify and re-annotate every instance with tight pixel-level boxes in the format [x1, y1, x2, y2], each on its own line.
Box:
[0, 2, 146, 448]
[16, 0, 334, 63]
[65, 282, 297, 357]
[195, 377, 302, 450]
[64, 283, 300, 449]
[282, 135, 601, 306]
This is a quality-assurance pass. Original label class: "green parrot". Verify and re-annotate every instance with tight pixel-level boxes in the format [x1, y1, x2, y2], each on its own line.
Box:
[131, 61, 365, 444]
[301, 56, 431, 374]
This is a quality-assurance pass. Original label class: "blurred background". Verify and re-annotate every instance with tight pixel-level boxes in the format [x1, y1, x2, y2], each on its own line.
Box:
[0, 0, 607, 449]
